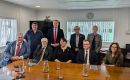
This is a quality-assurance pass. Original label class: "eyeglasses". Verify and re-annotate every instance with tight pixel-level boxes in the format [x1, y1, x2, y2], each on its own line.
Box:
[83, 44, 89, 45]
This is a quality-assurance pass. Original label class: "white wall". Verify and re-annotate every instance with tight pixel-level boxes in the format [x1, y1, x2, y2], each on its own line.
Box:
[0, 1, 36, 33]
[0, 1, 36, 52]
[37, 8, 130, 48]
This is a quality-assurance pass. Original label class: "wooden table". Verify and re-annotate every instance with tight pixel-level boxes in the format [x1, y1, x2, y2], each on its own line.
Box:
[6, 61, 130, 80]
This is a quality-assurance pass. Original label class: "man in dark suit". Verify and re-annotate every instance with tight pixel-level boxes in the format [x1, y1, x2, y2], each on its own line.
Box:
[0, 33, 30, 67]
[33, 38, 54, 63]
[47, 20, 64, 49]
[70, 26, 85, 62]
[70, 26, 85, 53]
[76, 39, 98, 65]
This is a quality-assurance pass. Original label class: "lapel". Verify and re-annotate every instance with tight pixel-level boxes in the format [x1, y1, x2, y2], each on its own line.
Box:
[38, 46, 48, 58]
[12, 41, 17, 56]
[74, 34, 76, 42]
[82, 49, 85, 60]
[44, 47, 48, 56]
[78, 34, 81, 45]
[57, 28, 59, 40]
[51, 29, 54, 42]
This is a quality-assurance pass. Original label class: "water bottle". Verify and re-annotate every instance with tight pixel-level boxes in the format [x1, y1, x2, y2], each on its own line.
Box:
[43, 60, 49, 73]
[82, 64, 89, 77]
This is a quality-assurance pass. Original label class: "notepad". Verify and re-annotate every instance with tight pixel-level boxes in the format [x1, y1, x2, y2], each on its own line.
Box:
[90, 65, 98, 70]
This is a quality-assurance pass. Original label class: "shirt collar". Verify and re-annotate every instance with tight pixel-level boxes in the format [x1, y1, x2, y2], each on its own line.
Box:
[16, 41, 23, 45]
[53, 28, 58, 30]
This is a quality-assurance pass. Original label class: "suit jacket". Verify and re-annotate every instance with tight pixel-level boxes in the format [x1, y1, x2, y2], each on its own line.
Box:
[33, 45, 54, 62]
[0, 41, 30, 67]
[70, 33, 85, 50]
[76, 49, 98, 65]
[87, 33, 102, 53]
[103, 52, 124, 67]
[47, 28, 64, 45]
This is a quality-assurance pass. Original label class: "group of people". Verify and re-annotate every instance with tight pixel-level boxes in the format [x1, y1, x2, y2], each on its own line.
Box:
[0, 19, 124, 68]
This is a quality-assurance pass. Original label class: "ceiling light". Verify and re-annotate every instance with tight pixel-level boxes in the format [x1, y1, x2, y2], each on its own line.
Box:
[35, 6, 40, 8]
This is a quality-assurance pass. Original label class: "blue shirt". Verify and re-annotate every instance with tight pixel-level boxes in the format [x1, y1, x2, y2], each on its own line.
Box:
[24, 30, 43, 58]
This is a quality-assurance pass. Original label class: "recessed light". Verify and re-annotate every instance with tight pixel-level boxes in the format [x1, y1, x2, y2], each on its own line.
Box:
[35, 6, 40, 8]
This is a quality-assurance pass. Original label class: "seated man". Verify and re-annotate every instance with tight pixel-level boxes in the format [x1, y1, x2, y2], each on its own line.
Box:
[76, 39, 98, 65]
[0, 33, 30, 67]
[33, 38, 53, 63]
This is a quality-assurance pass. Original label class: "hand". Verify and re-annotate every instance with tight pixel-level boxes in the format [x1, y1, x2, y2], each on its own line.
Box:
[75, 48, 79, 51]
[23, 39, 27, 42]
[55, 59, 60, 62]
[66, 60, 72, 63]
[11, 56, 20, 61]
[107, 65, 115, 67]
[53, 43, 59, 47]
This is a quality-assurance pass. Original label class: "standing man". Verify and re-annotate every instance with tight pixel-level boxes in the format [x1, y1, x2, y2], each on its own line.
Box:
[87, 25, 102, 64]
[24, 22, 44, 59]
[47, 20, 64, 50]
[0, 33, 30, 67]
[70, 26, 85, 62]
[76, 40, 98, 64]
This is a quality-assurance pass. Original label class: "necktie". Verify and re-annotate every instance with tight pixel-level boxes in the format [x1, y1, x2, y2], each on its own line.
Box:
[16, 43, 21, 56]
[40, 48, 46, 61]
[84, 50, 88, 64]
[54, 29, 57, 44]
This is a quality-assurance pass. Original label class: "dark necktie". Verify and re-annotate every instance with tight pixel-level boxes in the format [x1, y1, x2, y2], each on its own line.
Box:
[84, 50, 88, 63]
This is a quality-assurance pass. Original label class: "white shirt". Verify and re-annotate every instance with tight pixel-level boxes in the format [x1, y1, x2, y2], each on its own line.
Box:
[76, 34, 79, 47]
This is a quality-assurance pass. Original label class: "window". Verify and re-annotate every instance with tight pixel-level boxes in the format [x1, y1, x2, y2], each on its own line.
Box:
[67, 21, 115, 42]
[0, 17, 17, 47]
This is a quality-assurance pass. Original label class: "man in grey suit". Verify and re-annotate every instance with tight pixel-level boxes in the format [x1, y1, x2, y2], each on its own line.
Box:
[0, 33, 30, 67]
[87, 25, 102, 64]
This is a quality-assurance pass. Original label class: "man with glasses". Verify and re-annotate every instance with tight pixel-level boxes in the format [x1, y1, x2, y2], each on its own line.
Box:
[76, 39, 98, 64]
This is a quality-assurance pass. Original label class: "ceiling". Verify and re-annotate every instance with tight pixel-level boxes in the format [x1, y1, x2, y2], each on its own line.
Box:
[3, 0, 130, 10]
